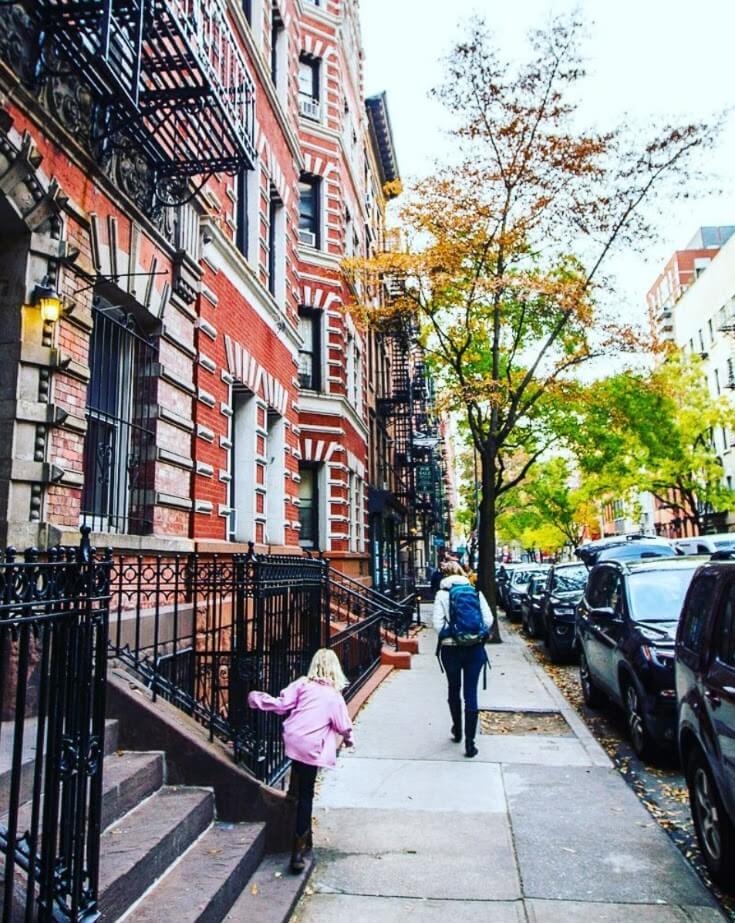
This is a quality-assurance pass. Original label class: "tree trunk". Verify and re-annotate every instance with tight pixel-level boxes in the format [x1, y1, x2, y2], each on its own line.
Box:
[476, 447, 501, 643]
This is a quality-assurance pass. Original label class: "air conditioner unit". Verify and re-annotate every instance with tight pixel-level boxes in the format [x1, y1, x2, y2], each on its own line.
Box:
[299, 96, 321, 120]
[299, 228, 317, 247]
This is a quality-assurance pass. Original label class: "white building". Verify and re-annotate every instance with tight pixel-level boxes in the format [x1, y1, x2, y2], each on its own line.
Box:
[671, 230, 735, 497]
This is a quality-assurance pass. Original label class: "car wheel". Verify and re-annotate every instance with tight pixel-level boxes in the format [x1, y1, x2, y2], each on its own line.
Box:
[688, 749, 735, 891]
[579, 650, 604, 707]
[623, 680, 654, 762]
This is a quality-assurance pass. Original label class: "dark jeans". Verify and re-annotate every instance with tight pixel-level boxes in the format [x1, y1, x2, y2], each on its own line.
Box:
[440, 644, 486, 712]
[290, 760, 318, 837]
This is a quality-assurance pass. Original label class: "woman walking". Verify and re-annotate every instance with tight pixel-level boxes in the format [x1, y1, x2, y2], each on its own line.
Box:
[248, 648, 353, 872]
[433, 561, 493, 758]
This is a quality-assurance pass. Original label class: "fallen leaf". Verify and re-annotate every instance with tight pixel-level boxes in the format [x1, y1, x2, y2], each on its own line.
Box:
[250, 884, 259, 896]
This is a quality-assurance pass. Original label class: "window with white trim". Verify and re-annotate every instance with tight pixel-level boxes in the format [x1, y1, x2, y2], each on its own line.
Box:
[298, 55, 321, 121]
[298, 175, 321, 249]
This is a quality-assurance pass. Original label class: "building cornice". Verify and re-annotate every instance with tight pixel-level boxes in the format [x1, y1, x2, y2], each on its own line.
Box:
[299, 392, 368, 439]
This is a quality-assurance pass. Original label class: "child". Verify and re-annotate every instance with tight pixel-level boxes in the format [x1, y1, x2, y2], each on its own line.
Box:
[247, 648, 353, 873]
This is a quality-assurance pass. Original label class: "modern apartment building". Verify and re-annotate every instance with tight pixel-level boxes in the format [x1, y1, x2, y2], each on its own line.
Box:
[647, 226, 735, 536]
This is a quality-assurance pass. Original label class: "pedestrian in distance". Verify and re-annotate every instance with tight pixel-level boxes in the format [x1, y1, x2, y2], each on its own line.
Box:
[247, 648, 354, 873]
[433, 561, 494, 758]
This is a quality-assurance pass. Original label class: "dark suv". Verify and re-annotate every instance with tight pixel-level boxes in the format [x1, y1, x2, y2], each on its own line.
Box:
[576, 557, 699, 760]
[676, 561, 735, 889]
[540, 562, 588, 662]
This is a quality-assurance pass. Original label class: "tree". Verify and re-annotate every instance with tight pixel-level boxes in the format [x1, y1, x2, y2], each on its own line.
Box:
[347, 16, 713, 639]
[578, 356, 735, 532]
[496, 457, 599, 555]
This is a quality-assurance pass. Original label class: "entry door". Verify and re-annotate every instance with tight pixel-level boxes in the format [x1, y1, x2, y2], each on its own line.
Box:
[704, 581, 735, 808]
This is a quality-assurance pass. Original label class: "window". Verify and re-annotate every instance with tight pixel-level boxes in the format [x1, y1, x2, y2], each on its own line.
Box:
[268, 185, 284, 301]
[229, 387, 257, 542]
[299, 463, 320, 548]
[715, 584, 735, 668]
[270, 5, 284, 87]
[81, 296, 157, 534]
[698, 329, 706, 353]
[298, 55, 320, 120]
[708, 318, 715, 345]
[715, 368, 721, 396]
[349, 471, 363, 552]
[679, 574, 717, 656]
[235, 166, 258, 261]
[346, 333, 362, 408]
[298, 175, 321, 248]
[265, 409, 285, 545]
[298, 307, 322, 390]
[587, 567, 620, 611]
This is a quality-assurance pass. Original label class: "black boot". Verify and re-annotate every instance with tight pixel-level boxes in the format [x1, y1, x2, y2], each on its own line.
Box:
[290, 833, 308, 873]
[449, 701, 462, 743]
[464, 710, 479, 758]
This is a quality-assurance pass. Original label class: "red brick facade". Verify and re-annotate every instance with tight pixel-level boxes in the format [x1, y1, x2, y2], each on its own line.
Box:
[0, 0, 396, 560]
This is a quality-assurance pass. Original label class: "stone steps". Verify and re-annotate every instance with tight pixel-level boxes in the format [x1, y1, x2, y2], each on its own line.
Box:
[0, 717, 120, 815]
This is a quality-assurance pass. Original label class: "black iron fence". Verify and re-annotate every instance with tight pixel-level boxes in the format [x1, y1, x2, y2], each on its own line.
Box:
[0, 536, 414, 919]
[108, 550, 410, 784]
[0, 539, 111, 923]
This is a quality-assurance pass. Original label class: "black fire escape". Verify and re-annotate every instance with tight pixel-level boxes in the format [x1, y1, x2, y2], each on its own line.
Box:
[30, 0, 257, 194]
[376, 279, 451, 592]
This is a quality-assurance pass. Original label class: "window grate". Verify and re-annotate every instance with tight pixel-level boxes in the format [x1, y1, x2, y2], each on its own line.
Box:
[81, 300, 157, 535]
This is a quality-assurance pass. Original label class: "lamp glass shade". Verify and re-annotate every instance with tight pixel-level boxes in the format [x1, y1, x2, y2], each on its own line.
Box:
[39, 296, 61, 323]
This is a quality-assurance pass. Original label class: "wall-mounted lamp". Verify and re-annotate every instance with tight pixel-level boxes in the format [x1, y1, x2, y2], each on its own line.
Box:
[33, 281, 63, 323]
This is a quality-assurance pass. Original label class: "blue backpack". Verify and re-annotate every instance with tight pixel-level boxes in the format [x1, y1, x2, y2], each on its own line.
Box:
[441, 584, 489, 646]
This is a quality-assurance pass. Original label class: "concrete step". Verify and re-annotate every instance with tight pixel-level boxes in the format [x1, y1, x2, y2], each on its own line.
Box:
[4, 750, 164, 840]
[129, 822, 267, 923]
[98, 786, 214, 923]
[0, 718, 119, 815]
[224, 853, 315, 923]
[101, 750, 165, 831]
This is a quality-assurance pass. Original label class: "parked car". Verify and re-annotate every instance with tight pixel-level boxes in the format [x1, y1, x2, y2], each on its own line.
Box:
[505, 566, 549, 622]
[576, 557, 699, 760]
[520, 573, 548, 638]
[497, 563, 526, 613]
[540, 562, 588, 662]
[674, 533, 735, 557]
[676, 561, 735, 889]
[576, 534, 674, 567]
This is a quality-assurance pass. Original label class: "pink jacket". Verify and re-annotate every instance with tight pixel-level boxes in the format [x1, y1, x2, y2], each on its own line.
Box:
[248, 677, 353, 768]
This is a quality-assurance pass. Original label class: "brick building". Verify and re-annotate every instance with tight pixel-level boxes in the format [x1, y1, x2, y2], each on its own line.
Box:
[0, 0, 450, 565]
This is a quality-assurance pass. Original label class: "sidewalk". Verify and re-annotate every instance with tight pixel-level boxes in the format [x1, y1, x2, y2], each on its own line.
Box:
[293, 611, 725, 922]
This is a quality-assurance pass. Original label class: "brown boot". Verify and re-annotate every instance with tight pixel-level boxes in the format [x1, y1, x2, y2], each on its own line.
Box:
[290, 833, 308, 873]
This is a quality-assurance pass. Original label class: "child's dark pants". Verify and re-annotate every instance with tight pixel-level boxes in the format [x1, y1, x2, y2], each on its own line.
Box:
[291, 760, 318, 837]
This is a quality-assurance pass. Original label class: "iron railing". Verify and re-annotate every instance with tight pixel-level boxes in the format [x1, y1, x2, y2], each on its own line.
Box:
[0, 537, 111, 923]
[108, 551, 411, 784]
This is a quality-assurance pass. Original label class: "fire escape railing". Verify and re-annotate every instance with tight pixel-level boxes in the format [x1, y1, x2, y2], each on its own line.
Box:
[35, 0, 257, 180]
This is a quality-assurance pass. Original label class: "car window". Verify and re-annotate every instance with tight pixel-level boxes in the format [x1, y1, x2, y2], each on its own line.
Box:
[587, 567, 618, 609]
[697, 544, 711, 555]
[552, 566, 587, 593]
[714, 583, 735, 668]
[679, 574, 717, 654]
[626, 568, 697, 622]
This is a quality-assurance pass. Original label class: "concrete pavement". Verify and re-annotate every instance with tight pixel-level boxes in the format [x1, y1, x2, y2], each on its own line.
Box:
[293, 612, 725, 922]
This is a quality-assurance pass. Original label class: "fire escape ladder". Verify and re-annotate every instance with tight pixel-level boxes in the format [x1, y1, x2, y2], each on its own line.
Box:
[35, 0, 257, 190]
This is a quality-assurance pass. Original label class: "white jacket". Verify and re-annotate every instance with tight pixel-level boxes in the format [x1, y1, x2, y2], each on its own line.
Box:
[432, 575, 494, 644]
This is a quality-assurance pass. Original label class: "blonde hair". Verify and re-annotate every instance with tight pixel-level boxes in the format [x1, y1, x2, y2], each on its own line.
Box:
[441, 560, 465, 577]
[307, 648, 349, 691]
